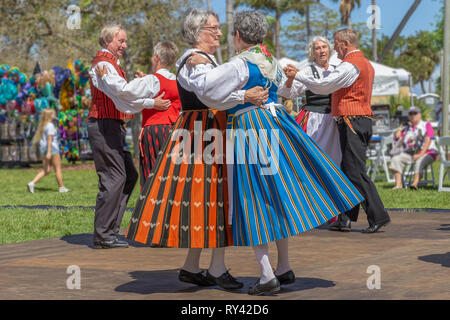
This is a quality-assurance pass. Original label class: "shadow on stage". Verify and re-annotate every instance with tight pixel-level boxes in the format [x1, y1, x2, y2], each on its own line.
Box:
[418, 252, 450, 268]
[436, 224, 450, 231]
[114, 270, 335, 295]
[60, 233, 152, 248]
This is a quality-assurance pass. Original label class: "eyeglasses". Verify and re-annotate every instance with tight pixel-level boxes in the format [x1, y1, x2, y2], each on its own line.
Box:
[202, 26, 221, 33]
[408, 112, 418, 116]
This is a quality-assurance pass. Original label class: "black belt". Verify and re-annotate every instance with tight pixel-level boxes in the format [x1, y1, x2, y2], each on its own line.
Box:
[302, 104, 331, 114]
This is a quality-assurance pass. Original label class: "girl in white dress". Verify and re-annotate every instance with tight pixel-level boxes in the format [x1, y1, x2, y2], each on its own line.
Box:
[28, 108, 69, 193]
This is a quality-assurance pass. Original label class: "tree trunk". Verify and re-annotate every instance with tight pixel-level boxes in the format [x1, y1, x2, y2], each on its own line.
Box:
[306, 5, 311, 44]
[372, 0, 377, 61]
[420, 80, 426, 95]
[226, 0, 235, 59]
[275, 9, 281, 59]
[378, 0, 422, 62]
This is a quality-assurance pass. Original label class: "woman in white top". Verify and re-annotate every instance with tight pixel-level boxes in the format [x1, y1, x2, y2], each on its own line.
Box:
[27, 108, 69, 193]
[279, 36, 342, 166]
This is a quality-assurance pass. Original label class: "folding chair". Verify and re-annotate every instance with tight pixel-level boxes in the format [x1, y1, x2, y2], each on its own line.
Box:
[402, 158, 436, 189]
[380, 135, 395, 183]
[366, 136, 382, 181]
[437, 136, 450, 192]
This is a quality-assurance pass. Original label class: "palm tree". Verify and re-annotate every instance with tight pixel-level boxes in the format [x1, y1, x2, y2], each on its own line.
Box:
[234, 0, 310, 59]
[378, 0, 422, 62]
[332, 0, 361, 27]
[371, 0, 377, 61]
[227, 0, 235, 59]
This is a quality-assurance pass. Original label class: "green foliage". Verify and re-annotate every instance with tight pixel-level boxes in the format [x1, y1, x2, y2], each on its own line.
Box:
[362, 30, 440, 93]
[283, 3, 370, 61]
[234, 0, 313, 58]
[388, 95, 431, 120]
[0, 0, 201, 73]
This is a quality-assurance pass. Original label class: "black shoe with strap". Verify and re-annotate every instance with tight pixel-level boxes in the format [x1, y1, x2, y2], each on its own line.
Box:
[206, 270, 243, 290]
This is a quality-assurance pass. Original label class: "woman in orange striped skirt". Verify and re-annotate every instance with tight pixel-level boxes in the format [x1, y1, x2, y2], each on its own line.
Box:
[125, 8, 268, 290]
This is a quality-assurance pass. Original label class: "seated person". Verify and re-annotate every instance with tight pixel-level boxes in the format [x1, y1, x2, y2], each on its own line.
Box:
[389, 106, 439, 189]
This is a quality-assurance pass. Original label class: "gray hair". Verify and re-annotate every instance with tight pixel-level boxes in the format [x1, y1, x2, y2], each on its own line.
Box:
[99, 24, 123, 48]
[334, 28, 359, 46]
[307, 36, 332, 63]
[153, 41, 179, 67]
[182, 8, 219, 45]
[234, 10, 267, 44]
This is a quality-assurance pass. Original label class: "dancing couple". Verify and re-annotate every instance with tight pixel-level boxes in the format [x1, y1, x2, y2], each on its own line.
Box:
[122, 9, 363, 295]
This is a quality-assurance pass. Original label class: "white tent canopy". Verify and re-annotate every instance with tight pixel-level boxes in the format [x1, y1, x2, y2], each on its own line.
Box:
[278, 53, 411, 97]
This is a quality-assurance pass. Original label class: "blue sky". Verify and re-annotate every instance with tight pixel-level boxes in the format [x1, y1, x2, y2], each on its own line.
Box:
[210, 0, 443, 38]
[210, 0, 444, 94]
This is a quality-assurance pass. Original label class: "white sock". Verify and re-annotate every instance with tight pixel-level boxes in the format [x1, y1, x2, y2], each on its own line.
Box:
[253, 244, 275, 284]
[182, 248, 202, 273]
[208, 247, 227, 277]
[274, 237, 291, 276]
[27, 182, 35, 193]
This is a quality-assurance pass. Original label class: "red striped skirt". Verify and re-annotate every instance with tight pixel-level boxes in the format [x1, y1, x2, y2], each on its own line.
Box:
[126, 110, 232, 248]
[138, 124, 172, 189]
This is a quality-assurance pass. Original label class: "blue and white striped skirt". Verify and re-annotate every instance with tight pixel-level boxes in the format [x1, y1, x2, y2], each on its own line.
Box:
[229, 105, 364, 246]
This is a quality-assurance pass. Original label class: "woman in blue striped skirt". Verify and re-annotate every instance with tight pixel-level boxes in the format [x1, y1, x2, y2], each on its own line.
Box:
[186, 10, 364, 295]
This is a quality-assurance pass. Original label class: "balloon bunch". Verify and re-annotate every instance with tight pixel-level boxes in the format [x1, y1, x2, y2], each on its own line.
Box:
[58, 109, 82, 162]
[73, 60, 90, 90]
[1, 59, 93, 165]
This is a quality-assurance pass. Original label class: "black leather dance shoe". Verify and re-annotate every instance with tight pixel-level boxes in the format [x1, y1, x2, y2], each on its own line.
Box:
[93, 238, 129, 249]
[361, 218, 391, 234]
[276, 270, 296, 285]
[248, 277, 281, 296]
[328, 214, 351, 232]
[206, 270, 244, 290]
[178, 269, 215, 286]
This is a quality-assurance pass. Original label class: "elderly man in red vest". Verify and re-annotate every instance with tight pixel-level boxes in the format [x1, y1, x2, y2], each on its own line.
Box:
[88, 25, 171, 249]
[287, 29, 390, 233]
[95, 41, 181, 189]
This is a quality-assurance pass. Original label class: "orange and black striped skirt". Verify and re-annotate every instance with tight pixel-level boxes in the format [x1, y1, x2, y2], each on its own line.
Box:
[126, 109, 232, 248]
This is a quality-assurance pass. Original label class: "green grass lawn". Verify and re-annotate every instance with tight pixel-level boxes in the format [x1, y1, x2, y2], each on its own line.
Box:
[0, 160, 449, 245]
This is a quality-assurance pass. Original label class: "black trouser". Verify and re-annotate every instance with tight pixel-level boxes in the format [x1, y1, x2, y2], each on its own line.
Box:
[88, 118, 138, 242]
[338, 117, 390, 226]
